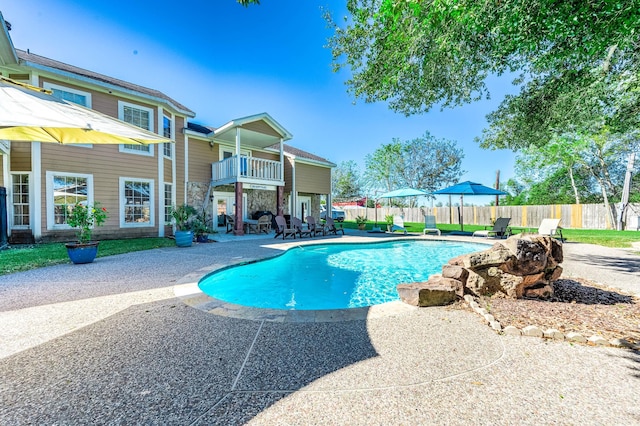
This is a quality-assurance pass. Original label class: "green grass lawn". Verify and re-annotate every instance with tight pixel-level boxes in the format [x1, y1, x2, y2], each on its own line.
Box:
[1, 238, 176, 275]
[343, 220, 640, 249]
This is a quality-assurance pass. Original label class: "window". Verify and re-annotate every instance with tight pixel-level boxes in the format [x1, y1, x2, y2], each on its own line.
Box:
[11, 174, 30, 227]
[44, 83, 92, 107]
[45, 172, 93, 229]
[120, 177, 154, 227]
[164, 183, 173, 224]
[118, 102, 153, 155]
[44, 83, 92, 148]
[163, 115, 173, 158]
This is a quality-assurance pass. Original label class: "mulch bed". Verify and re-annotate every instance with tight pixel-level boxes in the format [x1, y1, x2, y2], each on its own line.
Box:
[459, 278, 640, 345]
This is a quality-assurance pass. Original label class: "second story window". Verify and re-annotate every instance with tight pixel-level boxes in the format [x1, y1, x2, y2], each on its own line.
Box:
[163, 116, 173, 158]
[119, 102, 153, 156]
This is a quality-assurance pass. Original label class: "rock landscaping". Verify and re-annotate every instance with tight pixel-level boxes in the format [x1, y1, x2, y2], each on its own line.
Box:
[398, 235, 640, 349]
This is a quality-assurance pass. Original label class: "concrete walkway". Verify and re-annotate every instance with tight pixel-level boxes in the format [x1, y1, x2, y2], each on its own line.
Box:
[1, 232, 639, 425]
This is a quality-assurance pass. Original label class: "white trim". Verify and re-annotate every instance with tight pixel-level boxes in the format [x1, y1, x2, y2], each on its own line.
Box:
[119, 177, 155, 228]
[117, 101, 154, 157]
[21, 61, 195, 117]
[213, 191, 248, 220]
[32, 142, 42, 238]
[157, 107, 164, 237]
[45, 170, 94, 231]
[184, 135, 189, 204]
[8, 172, 31, 230]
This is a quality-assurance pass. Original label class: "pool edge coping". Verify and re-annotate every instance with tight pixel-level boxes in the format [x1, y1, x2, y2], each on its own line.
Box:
[173, 234, 494, 323]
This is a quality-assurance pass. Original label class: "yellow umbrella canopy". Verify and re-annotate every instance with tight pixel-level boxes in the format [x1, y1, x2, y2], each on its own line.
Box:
[0, 77, 171, 145]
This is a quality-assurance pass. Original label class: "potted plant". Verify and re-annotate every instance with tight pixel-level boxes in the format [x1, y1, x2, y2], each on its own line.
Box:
[385, 215, 394, 232]
[355, 215, 368, 230]
[171, 204, 197, 247]
[192, 208, 215, 243]
[65, 201, 108, 264]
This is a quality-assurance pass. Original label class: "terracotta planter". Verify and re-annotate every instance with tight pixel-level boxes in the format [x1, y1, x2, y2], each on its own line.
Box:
[357, 224, 366, 230]
[65, 241, 99, 264]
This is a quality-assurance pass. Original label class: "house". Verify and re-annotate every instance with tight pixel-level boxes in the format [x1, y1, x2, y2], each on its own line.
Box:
[0, 12, 334, 243]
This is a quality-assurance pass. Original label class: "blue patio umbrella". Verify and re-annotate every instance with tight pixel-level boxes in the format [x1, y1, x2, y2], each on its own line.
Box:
[434, 181, 506, 231]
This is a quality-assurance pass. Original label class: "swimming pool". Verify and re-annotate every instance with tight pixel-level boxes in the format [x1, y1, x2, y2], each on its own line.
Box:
[199, 240, 485, 310]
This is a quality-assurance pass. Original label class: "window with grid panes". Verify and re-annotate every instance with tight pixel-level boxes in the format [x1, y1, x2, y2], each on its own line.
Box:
[120, 103, 152, 153]
[122, 179, 152, 225]
[164, 183, 173, 224]
[51, 174, 89, 225]
[163, 116, 172, 158]
[11, 174, 30, 227]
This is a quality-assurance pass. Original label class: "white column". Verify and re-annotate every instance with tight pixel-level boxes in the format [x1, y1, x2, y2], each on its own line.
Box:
[157, 107, 164, 237]
[32, 142, 41, 239]
[279, 138, 284, 182]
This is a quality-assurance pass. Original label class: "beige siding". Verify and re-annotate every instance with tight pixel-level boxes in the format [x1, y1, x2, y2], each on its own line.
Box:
[39, 143, 160, 235]
[242, 121, 280, 138]
[10, 142, 31, 171]
[188, 139, 215, 182]
[252, 150, 279, 161]
[175, 117, 186, 204]
[164, 157, 173, 182]
[295, 162, 331, 194]
[283, 157, 294, 193]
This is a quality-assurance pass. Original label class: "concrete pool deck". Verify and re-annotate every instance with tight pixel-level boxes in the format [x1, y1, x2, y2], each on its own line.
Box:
[1, 231, 639, 424]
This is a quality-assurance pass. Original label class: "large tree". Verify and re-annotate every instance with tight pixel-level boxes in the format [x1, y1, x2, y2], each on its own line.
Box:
[326, 0, 639, 122]
[364, 132, 464, 196]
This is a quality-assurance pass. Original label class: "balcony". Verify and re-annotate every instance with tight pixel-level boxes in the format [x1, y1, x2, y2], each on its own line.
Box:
[211, 155, 283, 187]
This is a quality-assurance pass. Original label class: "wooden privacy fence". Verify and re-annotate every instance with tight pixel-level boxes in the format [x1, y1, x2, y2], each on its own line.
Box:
[341, 203, 640, 231]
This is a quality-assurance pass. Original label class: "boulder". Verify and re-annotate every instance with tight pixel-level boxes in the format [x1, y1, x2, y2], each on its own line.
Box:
[442, 264, 469, 284]
[397, 276, 463, 307]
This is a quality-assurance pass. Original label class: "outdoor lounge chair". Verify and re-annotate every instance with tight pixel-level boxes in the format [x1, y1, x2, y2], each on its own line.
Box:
[306, 216, 325, 236]
[472, 217, 511, 238]
[537, 218, 564, 242]
[390, 215, 407, 234]
[423, 215, 441, 236]
[274, 215, 296, 240]
[324, 217, 345, 235]
[292, 217, 313, 238]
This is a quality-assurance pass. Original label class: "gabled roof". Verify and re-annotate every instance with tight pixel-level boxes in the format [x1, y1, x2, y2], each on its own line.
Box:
[12, 49, 195, 117]
[268, 143, 336, 167]
[213, 113, 293, 149]
[0, 12, 18, 66]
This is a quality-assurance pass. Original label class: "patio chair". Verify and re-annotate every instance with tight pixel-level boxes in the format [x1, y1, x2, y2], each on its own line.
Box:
[306, 216, 325, 236]
[390, 215, 407, 235]
[257, 214, 272, 234]
[292, 217, 313, 238]
[423, 215, 441, 236]
[472, 217, 511, 238]
[324, 216, 345, 235]
[537, 218, 564, 242]
[274, 215, 296, 240]
[225, 214, 235, 234]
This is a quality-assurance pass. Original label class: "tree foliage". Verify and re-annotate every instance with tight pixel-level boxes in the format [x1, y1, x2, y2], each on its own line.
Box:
[364, 132, 464, 195]
[332, 160, 363, 200]
[326, 0, 639, 119]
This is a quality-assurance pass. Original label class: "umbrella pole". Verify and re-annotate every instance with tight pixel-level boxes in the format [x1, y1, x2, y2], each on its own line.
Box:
[460, 194, 464, 231]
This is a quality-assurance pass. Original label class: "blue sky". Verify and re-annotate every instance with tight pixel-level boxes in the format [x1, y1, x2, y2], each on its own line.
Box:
[3, 0, 519, 204]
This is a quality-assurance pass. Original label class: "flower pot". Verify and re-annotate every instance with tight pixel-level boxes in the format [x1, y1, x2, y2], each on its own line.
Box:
[65, 241, 99, 264]
[175, 230, 193, 247]
[358, 224, 366, 230]
[196, 234, 209, 243]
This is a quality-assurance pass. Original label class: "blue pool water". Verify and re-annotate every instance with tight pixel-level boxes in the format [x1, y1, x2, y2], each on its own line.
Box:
[199, 240, 486, 310]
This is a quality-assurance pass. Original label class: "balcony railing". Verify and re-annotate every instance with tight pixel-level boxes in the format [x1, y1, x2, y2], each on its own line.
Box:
[211, 155, 282, 186]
